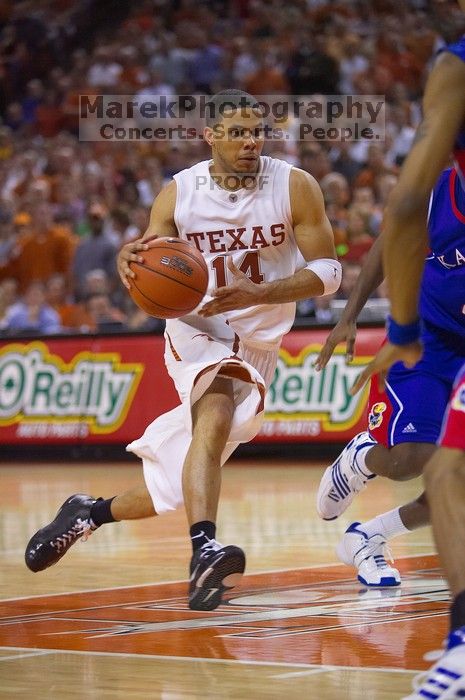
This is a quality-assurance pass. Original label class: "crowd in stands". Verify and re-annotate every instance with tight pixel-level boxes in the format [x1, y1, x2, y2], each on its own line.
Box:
[0, 0, 463, 336]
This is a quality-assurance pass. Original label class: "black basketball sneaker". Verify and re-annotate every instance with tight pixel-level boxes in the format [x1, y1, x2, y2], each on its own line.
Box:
[25, 494, 99, 572]
[188, 539, 246, 611]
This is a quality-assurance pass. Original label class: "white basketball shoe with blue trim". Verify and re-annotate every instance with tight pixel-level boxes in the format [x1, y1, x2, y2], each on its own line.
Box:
[317, 431, 377, 520]
[403, 629, 465, 699]
[336, 522, 401, 587]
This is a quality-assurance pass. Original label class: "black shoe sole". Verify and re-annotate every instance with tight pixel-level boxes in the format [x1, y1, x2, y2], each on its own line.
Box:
[24, 494, 94, 572]
[189, 546, 246, 612]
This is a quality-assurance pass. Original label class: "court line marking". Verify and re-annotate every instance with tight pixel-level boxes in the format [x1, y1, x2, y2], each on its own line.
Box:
[1, 561, 350, 602]
[0, 552, 437, 603]
[272, 667, 418, 679]
[0, 649, 52, 662]
[1, 573, 446, 625]
[36, 600, 448, 639]
[0, 646, 422, 673]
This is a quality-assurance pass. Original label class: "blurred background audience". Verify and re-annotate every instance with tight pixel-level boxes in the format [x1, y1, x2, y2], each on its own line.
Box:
[0, 0, 461, 335]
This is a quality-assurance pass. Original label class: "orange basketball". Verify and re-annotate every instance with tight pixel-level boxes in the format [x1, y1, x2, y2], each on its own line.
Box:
[128, 238, 209, 319]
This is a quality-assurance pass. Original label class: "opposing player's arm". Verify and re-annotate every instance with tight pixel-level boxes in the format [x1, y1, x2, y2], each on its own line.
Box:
[384, 52, 465, 325]
[117, 180, 178, 289]
[315, 235, 384, 370]
[350, 53, 465, 395]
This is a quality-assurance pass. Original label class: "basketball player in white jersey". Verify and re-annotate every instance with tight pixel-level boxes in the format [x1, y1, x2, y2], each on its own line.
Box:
[25, 90, 341, 611]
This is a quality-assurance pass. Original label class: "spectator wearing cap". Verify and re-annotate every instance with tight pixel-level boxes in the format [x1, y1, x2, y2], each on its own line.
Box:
[0, 204, 76, 293]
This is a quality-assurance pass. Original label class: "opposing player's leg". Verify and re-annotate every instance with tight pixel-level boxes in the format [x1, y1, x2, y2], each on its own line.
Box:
[317, 433, 435, 520]
[317, 363, 448, 586]
[316, 359, 443, 519]
[405, 369, 465, 699]
[336, 491, 430, 587]
[25, 482, 156, 572]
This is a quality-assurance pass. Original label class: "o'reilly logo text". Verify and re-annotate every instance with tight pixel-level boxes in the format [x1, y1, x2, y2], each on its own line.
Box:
[265, 346, 370, 429]
[0, 343, 143, 433]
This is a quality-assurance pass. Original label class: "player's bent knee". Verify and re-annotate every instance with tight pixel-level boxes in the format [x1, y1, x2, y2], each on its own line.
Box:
[192, 393, 234, 447]
[387, 442, 435, 481]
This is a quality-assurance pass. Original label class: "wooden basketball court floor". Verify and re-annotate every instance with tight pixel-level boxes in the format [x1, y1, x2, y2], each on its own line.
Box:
[0, 459, 444, 699]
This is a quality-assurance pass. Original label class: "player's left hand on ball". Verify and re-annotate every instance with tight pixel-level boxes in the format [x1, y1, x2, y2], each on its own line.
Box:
[350, 340, 423, 396]
[199, 258, 262, 317]
[117, 239, 149, 289]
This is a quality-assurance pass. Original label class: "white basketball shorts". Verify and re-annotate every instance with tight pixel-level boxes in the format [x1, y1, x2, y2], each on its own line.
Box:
[126, 316, 279, 513]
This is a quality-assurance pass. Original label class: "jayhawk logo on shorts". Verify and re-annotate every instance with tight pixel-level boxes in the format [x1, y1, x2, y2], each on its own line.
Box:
[369, 402, 387, 430]
[452, 386, 465, 414]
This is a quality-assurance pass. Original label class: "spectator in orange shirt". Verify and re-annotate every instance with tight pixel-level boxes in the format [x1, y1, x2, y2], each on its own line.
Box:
[0, 204, 76, 293]
[45, 273, 92, 333]
[245, 53, 290, 95]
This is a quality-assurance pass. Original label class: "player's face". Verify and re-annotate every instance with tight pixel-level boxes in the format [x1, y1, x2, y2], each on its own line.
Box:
[206, 108, 265, 175]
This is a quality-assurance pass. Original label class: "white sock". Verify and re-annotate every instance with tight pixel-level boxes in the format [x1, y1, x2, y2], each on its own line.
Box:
[359, 507, 410, 541]
[353, 445, 375, 478]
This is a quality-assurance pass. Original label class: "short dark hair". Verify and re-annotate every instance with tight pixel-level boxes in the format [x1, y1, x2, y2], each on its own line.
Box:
[205, 89, 261, 128]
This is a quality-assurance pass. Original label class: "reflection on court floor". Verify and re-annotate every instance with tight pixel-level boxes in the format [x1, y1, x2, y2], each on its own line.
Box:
[0, 555, 446, 671]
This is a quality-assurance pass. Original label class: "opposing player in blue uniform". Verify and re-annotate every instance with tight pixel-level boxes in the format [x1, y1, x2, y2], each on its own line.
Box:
[349, 28, 465, 698]
[316, 164, 465, 589]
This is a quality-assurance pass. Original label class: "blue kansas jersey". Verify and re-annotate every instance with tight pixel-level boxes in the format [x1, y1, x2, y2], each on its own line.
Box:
[421, 167, 465, 344]
[367, 38, 465, 447]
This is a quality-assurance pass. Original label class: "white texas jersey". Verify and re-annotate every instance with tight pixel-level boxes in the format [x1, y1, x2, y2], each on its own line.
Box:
[172, 156, 303, 346]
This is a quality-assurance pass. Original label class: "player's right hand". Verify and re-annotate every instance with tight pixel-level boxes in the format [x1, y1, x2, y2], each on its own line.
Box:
[117, 237, 159, 290]
[350, 340, 423, 396]
[314, 318, 357, 371]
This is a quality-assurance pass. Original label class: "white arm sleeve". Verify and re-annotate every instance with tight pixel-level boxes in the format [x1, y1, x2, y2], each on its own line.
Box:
[304, 259, 342, 296]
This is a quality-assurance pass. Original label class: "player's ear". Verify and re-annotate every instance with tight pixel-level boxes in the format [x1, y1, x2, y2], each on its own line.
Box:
[203, 127, 215, 147]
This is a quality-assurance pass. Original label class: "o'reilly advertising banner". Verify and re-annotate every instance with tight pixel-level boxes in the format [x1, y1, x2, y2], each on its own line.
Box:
[0, 328, 384, 445]
[259, 329, 380, 443]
